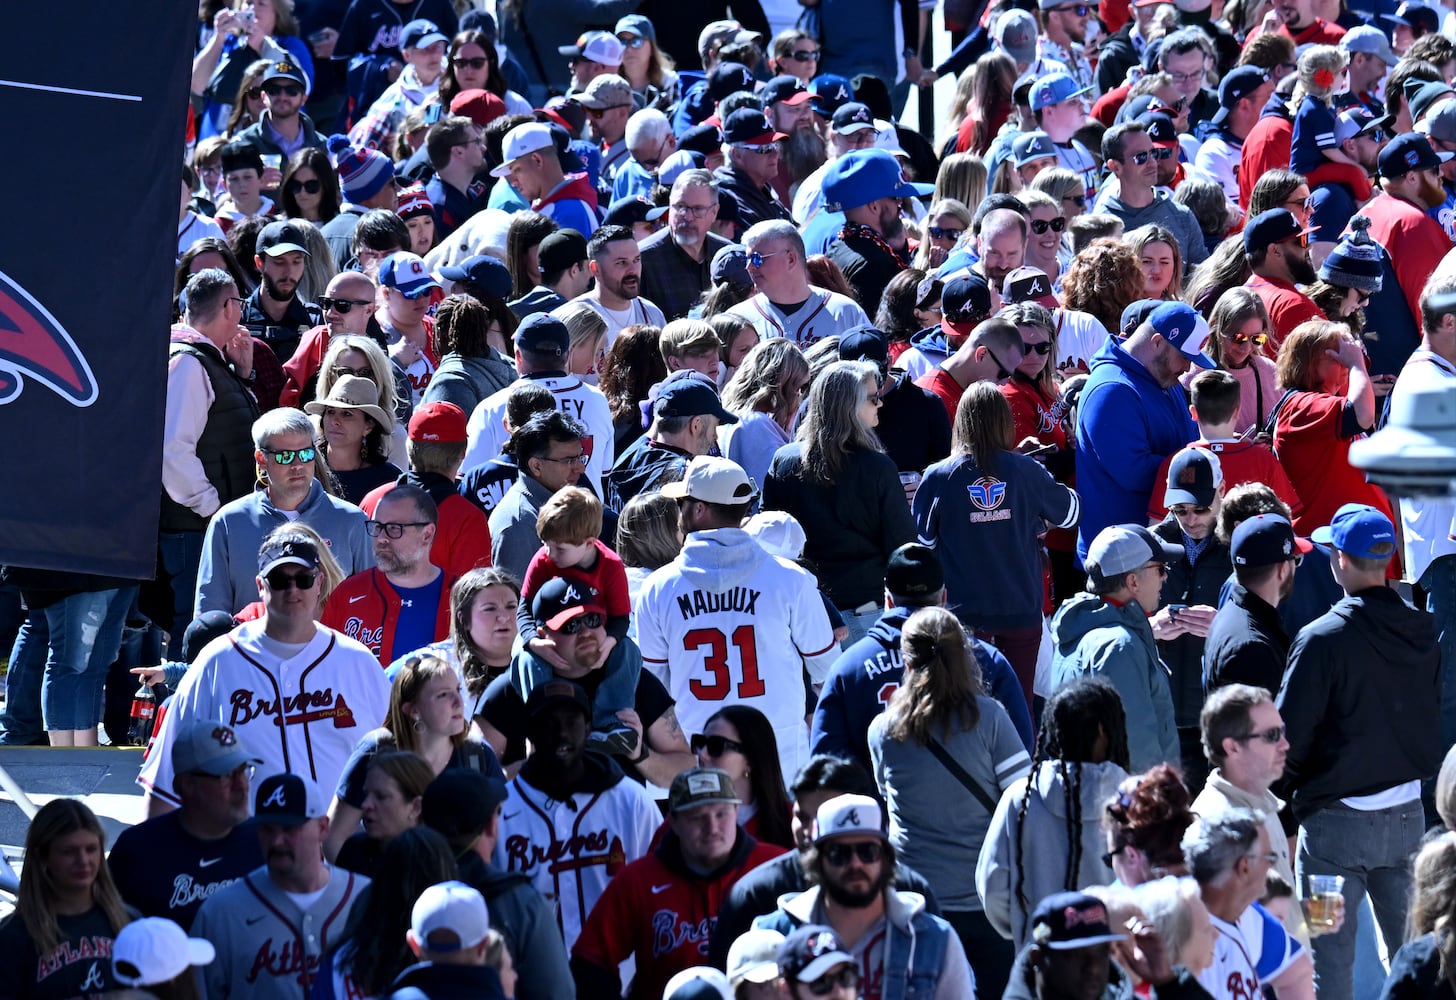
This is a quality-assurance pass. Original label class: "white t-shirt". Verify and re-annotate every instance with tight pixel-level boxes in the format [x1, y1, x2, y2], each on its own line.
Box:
[1192, 133, 1241, 203]
[462, 373, 615, 496]
[573, 296, 666, 357]
[1053, 308, 1110, 376]
[1199, 903, 1304, 1000]
[728, 287, 870, 348]
[1392, 349, 1456, 581]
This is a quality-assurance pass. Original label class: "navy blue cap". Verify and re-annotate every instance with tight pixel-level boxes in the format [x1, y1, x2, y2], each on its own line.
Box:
[400, 18, 447, 49]
[838, 327, 889, 364]
[1211, 65, 1270, 125]
[262, 60, 308, 88]
[1029, 893, 1131, 950]
[1120, 298, 1162, 335]
[1163, 446, 1222, 507]
[438, 254, 512, 299]
[831, 102, 876, 134]
[1379, 131, 1452, 178]
[1011, 131, 1057, 167]
[1386, 1, 1440, 31]
[723, 108, 787, 145]
[1243, 208, 1313, 254]
[1232, 513, 1313, 567]
[680, 123, 722, 156]
[808, 74, 854, 116]
[604, 195, 659, 228]
[653, 377, 738, 424]
[514, 313, 570, 357]
[1137, 111, 1178, 146]
[763, 74, 811, 106]
[531, 576, 604, 631]
[708, 62, 757, 102]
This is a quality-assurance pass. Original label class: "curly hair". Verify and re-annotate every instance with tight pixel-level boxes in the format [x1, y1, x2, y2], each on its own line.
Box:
[1061, 238, 1146, 335]
[1104, 764, 1195, 872]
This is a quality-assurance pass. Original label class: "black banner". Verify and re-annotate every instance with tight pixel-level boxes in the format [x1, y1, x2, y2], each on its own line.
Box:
[0, 2, 195, 578]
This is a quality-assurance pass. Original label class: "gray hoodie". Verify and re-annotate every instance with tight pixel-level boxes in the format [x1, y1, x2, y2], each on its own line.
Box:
[978, 759, 1130, 947]
[1095, 188, 1209, 267]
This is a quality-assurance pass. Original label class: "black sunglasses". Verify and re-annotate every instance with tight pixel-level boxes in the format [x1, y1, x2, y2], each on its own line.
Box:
[1100, 844, 1127, 868]
[452, 55, 490, 69]
[263, 83, 303, 98]
[245, 85, 263, 100]
[790, 48, 821, 61]
[807, 967, 860, 996]
[319, 296, 373, 313]
[823, 841, 884, 867]
[1022, 340, 1052, 355]
[1030, 217, 1067, 234]
[285, 177, 321, 194]
[928, 225, 965, 240]
[691, 733, 745, 756]
[265, 569, 317, 590]
[984, 346, 1014, 381]
[558, 612, 605, 634]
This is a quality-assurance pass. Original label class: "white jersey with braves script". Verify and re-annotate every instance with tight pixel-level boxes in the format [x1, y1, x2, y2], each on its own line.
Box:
[728, 287, 870, 348]
[138, 621, 390, 807]
[492, 764, 660, 951]
[635, 527, 840, 787]
[1199, 903, 1304, 1000]
[462, 374, 615, 495]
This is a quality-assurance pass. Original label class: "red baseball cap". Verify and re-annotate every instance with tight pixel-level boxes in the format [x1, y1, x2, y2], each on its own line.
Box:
[408, 402, 467, 443]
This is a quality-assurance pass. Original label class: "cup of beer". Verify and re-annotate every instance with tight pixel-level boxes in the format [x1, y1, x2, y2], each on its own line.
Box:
[1305, 874, 1344, 932]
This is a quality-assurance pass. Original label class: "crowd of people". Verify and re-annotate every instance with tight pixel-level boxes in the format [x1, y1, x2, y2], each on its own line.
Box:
[12, 0, 1456, 996]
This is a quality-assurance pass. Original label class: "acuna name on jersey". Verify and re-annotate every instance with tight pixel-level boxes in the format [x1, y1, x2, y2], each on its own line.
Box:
[676, 588, 762, 620]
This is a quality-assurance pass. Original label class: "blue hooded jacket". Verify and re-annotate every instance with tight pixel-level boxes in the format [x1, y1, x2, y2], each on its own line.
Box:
[1074, 338, 1196, 564]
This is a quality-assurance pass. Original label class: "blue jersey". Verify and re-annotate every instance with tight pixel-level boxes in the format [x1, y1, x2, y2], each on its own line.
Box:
[1290, 96, 1337, 176]
[106, 811, 264, 931]
[811, 607, 1034, 771]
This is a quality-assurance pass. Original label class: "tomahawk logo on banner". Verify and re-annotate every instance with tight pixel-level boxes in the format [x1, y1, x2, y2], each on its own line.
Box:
[0, 3, 194, 577]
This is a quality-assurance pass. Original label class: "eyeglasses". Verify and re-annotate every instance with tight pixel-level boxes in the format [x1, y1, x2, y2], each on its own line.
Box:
[535, 452, 589, 466]
[227, 296, 249, 309]
[807, 967, 860, 996]
[749, 249, 784, 268]
[285, 177, 321, 195]
[735, 142, 781, 155]
[1030, 217, 1067, 234]
[1227, 331, 1269, 346]
[190, 763, 255, 783]
[984, 346, 1015, 381]
[620, 35, 648, 48]
[790, 48, 821, 61]
[1142, 563, 1169, 578]
[319, 296, 373, 314]
[863, 393, 884, 407]
[1100, 844, 1127, 868]
[365, 520, 431, 538]
[690, 733, 746, 756]
[586, 103, 633, 118]
[1022, 340, 1052, 355]
[1237, 725, 1286, 744]
[671, 202, 716, 218]
[928, 225, 965, 240]
[823, 841, 884, 867]
[262, 446, 316, 465]
[452, 56, 490, 69]
[245, 86, 263, 101]
[1167, 70, 1205, 84]
[265, 569, 318, 590]
[558, 612, 605, 634]
[1170, 504, 1213, 517]
[263, 83, 303, 98]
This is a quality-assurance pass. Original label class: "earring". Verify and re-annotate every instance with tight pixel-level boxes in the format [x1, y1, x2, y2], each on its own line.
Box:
[412, 716, 425, 733]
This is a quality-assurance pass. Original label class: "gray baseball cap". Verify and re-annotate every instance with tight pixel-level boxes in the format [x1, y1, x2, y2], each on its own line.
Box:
[171, 719, 263, 777]
[1084, 524, 1184, 589]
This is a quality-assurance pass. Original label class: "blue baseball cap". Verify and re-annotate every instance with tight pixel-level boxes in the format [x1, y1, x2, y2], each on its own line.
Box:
[1030, 73, 1090, 112]
[1011, 131, 1057, 167]
[1379, 132, 1453, 179]
[379, 252, 442, 298]
[1148, 301, 1215, 367]
[822, 149, 934, 211]
[809, 74, 854, 116]
[1311, 503, 1397, 558]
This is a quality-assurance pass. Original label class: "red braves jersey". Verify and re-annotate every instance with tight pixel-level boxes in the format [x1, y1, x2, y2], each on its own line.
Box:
[138, 621, 390, 807]
[492, 761, 660, 951]
[320, 567, 457, 663]
[572, 833, 786, 1000]
[462, 374, 615, 495]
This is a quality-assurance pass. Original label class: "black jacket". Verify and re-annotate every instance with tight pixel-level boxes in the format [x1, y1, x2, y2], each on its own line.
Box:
[1380, 933, 1456, 999]
[386, 961, 506, 1000]
[455, 852, 573, 1000]
[1275, 586, 1442, 820]
[1004, 944, 1215, 999]
[714, 165, 794, 231]
[1203, 582, 1289, 697]
[1154, 518, 1232, 727]
[1097, 24, 1140, 94]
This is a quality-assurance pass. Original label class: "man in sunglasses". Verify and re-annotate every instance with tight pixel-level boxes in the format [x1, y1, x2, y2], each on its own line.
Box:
[1037, 0, 1095, 93]
[322, 484, 454, 663]
[573, 767, 786, 1000]
[1193, 66, 1275, 203]
[753, 795, 973, 1000]
[822, 148, 934, 313]
[1098, 121, 1209, 266]
[230, 60, 327, 163]
[1275, 503, 1440, 1000]
[918, 317, 1027, 421]
[1203, 516, 1309, 698]
[717, 107, 796, 231]
[1050, 524, 1183, 771]
[1242, 208, 1324, 346]
[577, 74, 635, 185]
[140, 529, 390, 815]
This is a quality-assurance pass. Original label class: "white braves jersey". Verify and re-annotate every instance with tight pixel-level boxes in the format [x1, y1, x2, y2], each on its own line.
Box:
[462, 374, 615, 495]
[1199, 904, 1304, 1000]
[569, 296, 666, 355]
[492, 768, 659, 950]
[139, 620, 389, 808]
[728, 287, 870, 348]
[635, 529, 839, 788]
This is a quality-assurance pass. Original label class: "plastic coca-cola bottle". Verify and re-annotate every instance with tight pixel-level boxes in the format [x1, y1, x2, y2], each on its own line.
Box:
[127, 682, 156, 747]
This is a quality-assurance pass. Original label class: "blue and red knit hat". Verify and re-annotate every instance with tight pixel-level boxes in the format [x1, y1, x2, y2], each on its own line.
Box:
[327, 134, 394, 204]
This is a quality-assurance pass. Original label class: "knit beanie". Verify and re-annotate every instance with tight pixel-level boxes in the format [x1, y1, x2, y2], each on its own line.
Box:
[1317, 215, 1384, 294]
[395, 183, 433, 220]
[327, 134, 394, 204]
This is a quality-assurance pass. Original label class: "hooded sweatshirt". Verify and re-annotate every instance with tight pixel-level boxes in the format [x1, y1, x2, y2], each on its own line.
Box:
[1276, 586, 1442, 820]
[456, 852, 573, 1000]
[423, 350, 517, 418]
[636, 527, 840, 789]
[977, 759, 1130, 947]
[535, 173, 600, 237]
[1074, 338, 1197, 563]
[1049, 593, 1181, 771]
[385, 961, 505, 1000]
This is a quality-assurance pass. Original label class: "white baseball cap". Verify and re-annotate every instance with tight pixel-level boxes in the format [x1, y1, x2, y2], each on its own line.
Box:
[112, 918, 215, 987]
[660, 455, 758, 506]
[812, 793, 889, 843]
[489, 122, 555, 178]
[727, 928, 786, 987]
[743, 510, 807, 561]
[663, 967, 734, 1000]
[411, 881, 491, 952]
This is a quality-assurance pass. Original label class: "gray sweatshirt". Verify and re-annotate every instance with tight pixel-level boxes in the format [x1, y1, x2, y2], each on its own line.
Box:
[1097, 188, 1210, 267]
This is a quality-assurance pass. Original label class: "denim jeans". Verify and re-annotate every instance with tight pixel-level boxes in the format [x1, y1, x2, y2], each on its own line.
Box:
[0, 610, 47, 744]
[158, 530, 206, 654]
[40, 587, 135, 731]
[1298, 798, 1425, 1000]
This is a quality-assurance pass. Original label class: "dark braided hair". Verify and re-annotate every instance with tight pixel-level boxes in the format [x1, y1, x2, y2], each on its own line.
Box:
[1013, 679, 1130, 920]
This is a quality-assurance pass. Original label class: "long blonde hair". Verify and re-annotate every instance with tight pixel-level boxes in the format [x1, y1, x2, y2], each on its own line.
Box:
[19, 799, 130, 954]
[885, 607, 984, 745]
[385, 654, 466, 751]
